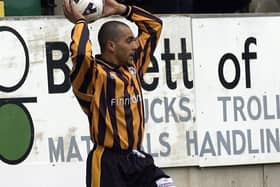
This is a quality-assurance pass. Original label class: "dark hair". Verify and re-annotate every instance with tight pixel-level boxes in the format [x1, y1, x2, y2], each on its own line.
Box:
[98, 21, 129, 53]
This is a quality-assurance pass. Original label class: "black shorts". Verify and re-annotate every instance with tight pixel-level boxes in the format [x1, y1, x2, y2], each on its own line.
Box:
[86, 145, 169, 187]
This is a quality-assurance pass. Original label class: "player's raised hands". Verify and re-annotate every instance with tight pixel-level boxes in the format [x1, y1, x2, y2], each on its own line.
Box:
[63, 0, 86, 23]
[101, 0, 127, 17]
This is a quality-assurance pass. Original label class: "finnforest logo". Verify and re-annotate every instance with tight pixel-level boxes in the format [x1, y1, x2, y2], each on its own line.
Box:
[0, 26, 36, 164]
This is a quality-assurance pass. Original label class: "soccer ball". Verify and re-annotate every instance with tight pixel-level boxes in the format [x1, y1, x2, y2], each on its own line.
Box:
[74, 0, 104, 23]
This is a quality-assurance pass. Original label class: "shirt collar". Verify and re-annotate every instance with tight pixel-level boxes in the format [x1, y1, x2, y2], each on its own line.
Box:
[95, 55, 120, 70]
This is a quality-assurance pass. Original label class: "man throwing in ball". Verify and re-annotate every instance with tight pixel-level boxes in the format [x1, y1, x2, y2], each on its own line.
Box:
[63, 0, 175, 186]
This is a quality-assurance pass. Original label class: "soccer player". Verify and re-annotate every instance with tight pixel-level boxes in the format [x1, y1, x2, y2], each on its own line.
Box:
[63, 0, 175, 186]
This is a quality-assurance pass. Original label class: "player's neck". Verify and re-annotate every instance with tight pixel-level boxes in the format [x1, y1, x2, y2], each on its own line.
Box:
[100, 53, 121, 66]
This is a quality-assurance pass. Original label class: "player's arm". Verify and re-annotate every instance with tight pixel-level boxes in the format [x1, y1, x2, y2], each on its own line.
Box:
[124, 6, 163, 76]
[64, 0, 94, 115]
[70, 21, 95, 115]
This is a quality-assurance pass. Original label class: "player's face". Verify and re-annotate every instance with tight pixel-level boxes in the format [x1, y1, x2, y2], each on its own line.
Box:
[114, 26, 137, 65]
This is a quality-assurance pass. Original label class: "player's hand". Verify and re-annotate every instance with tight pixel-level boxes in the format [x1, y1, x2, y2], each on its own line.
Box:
[101, 0, 127, 17]
[63, 0, 86, 23]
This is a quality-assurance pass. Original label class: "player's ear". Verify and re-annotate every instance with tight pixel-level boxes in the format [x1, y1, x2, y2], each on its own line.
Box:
[106, 40, 115, 53]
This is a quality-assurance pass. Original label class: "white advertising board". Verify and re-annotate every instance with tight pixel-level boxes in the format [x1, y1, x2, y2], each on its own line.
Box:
[0, 15, 195, 186]
[3, 13, 280, 187]
[192, 16, 280, 166]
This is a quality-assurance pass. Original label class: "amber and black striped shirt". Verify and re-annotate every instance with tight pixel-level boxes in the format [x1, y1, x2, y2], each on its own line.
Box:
[70, 6, 162, 151]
